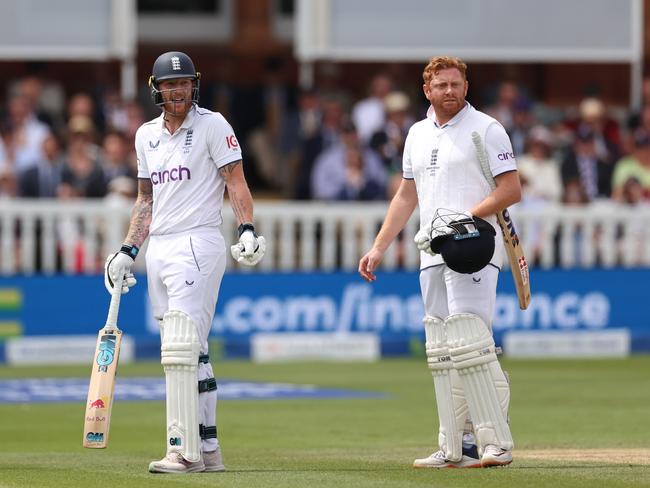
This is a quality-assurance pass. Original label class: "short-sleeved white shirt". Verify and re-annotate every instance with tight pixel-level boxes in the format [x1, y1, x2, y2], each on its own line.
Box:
[403, 103, 518, 270]
[135, 105, 242, 235]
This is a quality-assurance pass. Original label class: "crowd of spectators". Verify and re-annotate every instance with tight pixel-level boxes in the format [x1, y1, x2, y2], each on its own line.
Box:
[2, 70, 650, 215]
[0, 76, 142, 202]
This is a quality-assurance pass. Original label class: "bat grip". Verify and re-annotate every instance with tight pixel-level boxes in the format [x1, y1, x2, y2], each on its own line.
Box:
[105, 274, 123, 330]
[471, 131, 497, 191]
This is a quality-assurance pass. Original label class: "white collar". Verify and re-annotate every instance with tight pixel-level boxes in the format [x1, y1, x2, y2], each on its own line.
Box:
[427, 102, 471, 128]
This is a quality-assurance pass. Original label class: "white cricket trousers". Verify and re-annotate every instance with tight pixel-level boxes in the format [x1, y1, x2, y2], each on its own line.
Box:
[419, 264, 499, 326]
[146, 227, 227, 452]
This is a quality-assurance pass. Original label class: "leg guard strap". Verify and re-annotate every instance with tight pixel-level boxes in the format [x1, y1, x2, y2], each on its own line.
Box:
[199, 377, 218, 393]
[200, 424, 217, 439]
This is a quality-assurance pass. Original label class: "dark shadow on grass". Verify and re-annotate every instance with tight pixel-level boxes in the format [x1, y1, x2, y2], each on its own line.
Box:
[213, 467, 408, 473]
[219, 464, 649, 473]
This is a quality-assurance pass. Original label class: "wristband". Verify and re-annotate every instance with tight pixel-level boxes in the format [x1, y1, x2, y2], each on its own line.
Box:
[237, 223, 257, 237]
[120, 244, 139, 260]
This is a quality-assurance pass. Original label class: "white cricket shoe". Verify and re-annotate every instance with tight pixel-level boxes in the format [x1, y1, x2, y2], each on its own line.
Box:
[148, 452, 206, 474]
[413, 449, 481, 469]
[203, 448, 226, 472]
[480, 445, 513, 467]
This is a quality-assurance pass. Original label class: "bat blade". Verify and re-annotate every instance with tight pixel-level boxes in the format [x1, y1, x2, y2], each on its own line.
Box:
[83, 327, 122, 448]
[472, 131, 531, 310]
[496, 209, 531, 309]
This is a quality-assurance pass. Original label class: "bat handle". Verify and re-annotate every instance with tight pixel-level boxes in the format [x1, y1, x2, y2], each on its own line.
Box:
[105, 274, 123, 330]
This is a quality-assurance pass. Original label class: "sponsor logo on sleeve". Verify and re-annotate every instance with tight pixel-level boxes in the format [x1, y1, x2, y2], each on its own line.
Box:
[226, 134, 239, 150]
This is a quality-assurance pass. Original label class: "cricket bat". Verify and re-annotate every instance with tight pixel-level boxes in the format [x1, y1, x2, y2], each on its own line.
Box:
[472, 131, 531, 310]
[82, 274, 124, 448]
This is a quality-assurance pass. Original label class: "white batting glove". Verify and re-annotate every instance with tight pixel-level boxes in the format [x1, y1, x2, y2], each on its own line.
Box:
[414, 226, 437, 256]
[230, 223, 266, 266]
[104, 245, 138, 294]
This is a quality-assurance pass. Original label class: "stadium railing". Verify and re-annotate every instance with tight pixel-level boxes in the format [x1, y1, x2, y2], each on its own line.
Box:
[1, 199, 648, 275]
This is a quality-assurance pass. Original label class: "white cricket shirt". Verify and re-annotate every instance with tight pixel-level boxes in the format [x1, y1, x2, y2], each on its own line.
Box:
[135, 105, 242, 235]
[403, 103, 518, 269]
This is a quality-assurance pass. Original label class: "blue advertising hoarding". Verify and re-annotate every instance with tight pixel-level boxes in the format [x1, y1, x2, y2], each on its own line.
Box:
[0, 268, 648, 360]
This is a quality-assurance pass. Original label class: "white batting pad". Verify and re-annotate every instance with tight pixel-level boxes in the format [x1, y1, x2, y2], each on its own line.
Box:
[424, 316, 468, 462]
[445, 313, 513, 452]
[161, 310, 201, 463]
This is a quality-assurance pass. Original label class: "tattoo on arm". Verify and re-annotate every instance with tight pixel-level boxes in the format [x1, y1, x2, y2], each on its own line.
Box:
[219, 161, 254, 224]
[218, 160, 242, 177]
[228, 184, 254, 224]
[125, 179, 153, 247]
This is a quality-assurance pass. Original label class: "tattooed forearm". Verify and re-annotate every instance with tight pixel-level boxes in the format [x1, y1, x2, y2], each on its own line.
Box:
[228, 183, 254, 224]
[220, 161, 254, 224]
[125, 179, 153, 248]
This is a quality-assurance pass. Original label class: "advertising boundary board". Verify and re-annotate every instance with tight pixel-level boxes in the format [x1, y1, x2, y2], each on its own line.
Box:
[0, 269, 648, 362]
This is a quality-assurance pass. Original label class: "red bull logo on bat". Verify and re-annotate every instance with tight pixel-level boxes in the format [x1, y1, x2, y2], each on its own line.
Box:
[89, 398, 106, 409]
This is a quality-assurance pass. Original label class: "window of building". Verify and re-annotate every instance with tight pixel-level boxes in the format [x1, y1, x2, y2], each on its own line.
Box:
[137, 0, 233, 42]
[271, 0, 294, 41]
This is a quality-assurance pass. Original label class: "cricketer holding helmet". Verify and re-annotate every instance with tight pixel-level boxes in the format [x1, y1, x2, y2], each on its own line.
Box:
[104, 51, 265, 473]
[359, 56, 521, 468]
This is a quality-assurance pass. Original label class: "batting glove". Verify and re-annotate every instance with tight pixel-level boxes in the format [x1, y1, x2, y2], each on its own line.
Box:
[230, 223, 266, 266]
[104, 244, 138, 294]
[414, 226, 437, 256]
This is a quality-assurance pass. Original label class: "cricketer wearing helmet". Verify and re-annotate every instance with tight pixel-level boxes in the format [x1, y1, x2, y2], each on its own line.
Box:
[359, 56, 521, 468]
[104, 51, 266, 474]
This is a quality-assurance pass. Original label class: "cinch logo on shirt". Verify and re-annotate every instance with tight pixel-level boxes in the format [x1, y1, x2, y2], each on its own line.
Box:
[497, 151, 515, 160]
[151, 165, 191, 185]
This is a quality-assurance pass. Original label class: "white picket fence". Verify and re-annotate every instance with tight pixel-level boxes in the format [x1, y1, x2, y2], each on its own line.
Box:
[1, 198, 649, 275]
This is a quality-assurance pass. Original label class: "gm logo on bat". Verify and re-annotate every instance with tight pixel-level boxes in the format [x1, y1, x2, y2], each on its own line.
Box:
[86, 432, 105, 443]
[96, 335, 117, 372]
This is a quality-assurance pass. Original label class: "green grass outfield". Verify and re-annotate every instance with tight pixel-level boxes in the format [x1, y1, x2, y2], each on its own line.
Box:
[1, 356, 649, 488]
